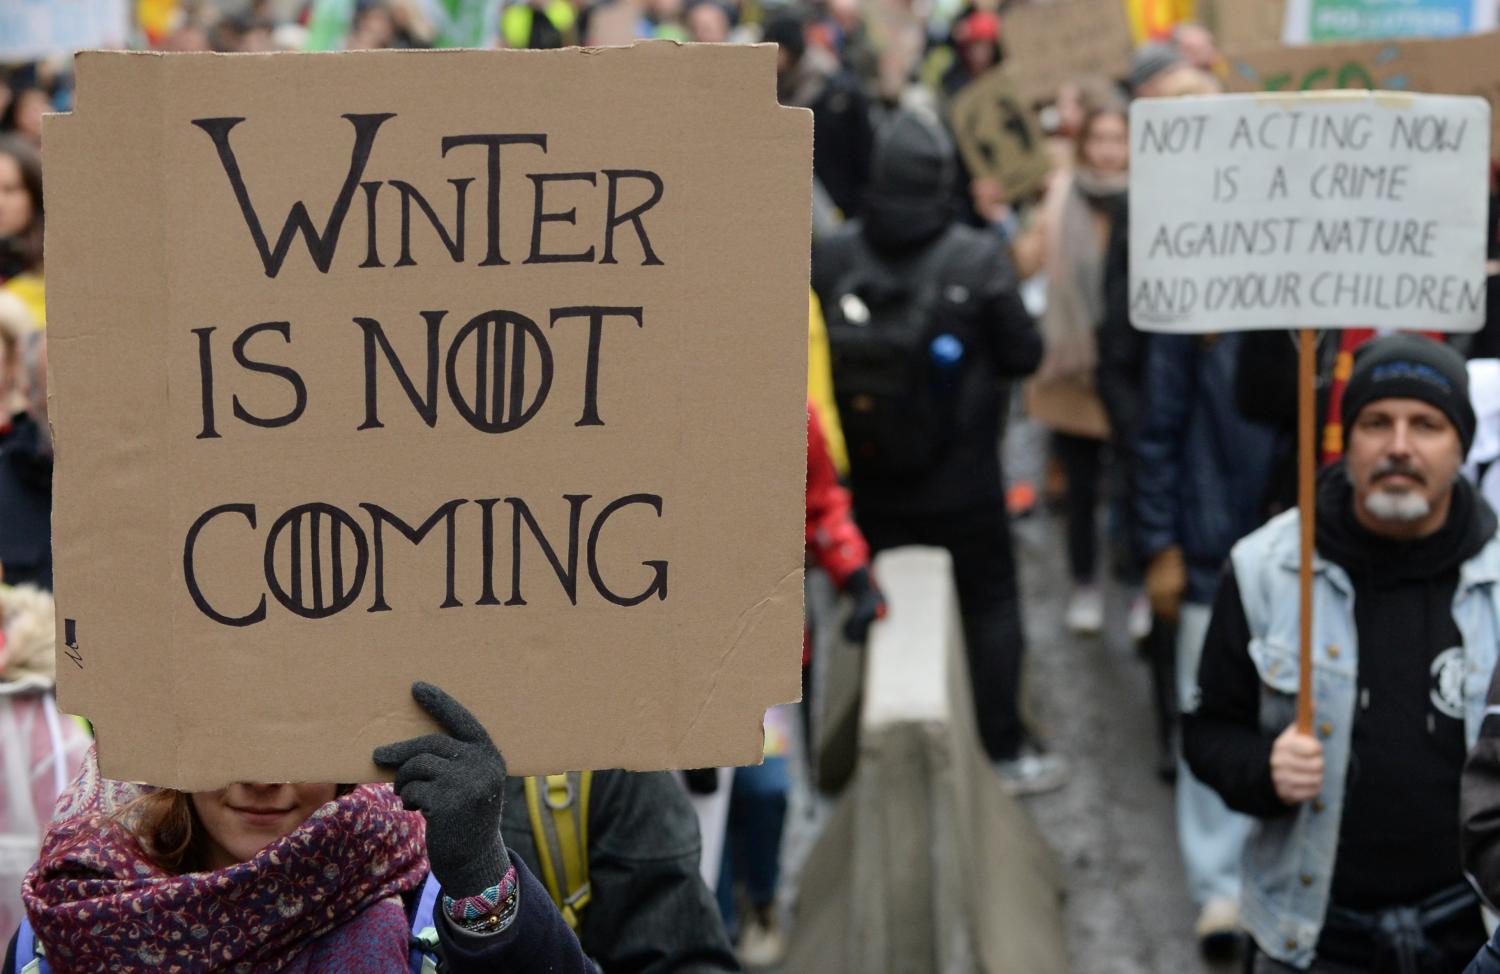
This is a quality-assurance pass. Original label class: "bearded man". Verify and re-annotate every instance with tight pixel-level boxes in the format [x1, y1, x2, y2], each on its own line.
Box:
[1184, 334, 1497, 972]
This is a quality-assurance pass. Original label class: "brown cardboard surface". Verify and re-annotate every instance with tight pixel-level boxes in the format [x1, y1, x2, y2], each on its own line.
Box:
[46, 44, 811, 791]
[1002, 0, 1136, 105]
[1226, 32, 1500, 156]
[1207, 0, 1288, 55]
[949, 66, 1052, 201]
[1023, 377, 1109, 440]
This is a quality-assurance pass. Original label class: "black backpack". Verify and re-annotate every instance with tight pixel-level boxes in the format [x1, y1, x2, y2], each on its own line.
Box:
[824, 231, 971, 479]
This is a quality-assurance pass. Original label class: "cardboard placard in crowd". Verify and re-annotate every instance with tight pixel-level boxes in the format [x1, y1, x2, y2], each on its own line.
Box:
[1225, 32, 1500, 156]
[1202, 0, 1287, 55]
[950, 66, 1052, 201]
[1001, 0, 1136, 106]
[45, 44, 812, 790]
[1129, 91, 1489, 333]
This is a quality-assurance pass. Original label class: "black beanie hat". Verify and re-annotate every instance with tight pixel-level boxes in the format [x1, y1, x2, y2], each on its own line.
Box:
[1340, 334, 1475, 456]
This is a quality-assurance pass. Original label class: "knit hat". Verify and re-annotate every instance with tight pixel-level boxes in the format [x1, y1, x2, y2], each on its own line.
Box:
[1341, 334, 1475, 455]
[953, 10, 1000, 45]
[1129, 42, 1184, 93]
[763, 12, 806, 62]
[860, 108, 958, 251]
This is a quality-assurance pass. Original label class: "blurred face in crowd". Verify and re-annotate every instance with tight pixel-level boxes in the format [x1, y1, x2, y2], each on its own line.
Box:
[162, 25, 212, 51]
[828, 0, 859, 28]
[960, 39, 995, 77]
[687, 3, 731, 43]
[1081, 111, 1128, 175]
[192, 783, 339, 869]
[0, 151, 34, 239]
[237, 25, 275, 52]
[1055, 83, 1085, 138]
[651, 0, 685, 26]
[1345, 398, 1463, 539]
[348, 7, 396, 50]
[1174, 24, 1218, 72]
[10, 89, 46, 147]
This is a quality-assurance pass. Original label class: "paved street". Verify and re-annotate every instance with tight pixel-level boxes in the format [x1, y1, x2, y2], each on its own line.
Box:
[782, 461, 1245, 972]
[1014, 497, 1241, 974]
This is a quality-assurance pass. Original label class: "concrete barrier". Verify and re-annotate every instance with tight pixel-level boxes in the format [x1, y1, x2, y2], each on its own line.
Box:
[783, 546, 1067, 974]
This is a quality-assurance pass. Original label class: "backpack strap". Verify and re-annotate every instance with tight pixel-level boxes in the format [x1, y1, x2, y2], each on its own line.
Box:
[407, 873, 442, 974]
[523, 771, 593, 932]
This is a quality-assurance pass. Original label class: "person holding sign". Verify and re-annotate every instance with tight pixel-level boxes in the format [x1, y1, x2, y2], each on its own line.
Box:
[1183, 336, 1494, 972]
[4, 683, 594, 974]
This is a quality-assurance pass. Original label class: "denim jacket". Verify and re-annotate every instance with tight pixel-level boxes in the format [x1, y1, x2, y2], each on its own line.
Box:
[1231, 508, 1500, 969]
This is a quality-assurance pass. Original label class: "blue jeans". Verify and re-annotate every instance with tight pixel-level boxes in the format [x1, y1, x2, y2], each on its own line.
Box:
[1177, 602, 1253, 907]
[716, 756, 790, 936]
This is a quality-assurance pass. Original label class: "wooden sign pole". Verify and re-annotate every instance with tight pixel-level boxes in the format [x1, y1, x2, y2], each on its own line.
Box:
[1297, 328, 1317, 735]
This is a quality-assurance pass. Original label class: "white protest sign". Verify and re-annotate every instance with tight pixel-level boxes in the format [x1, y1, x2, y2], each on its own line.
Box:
[1129, 92, 1490, 334]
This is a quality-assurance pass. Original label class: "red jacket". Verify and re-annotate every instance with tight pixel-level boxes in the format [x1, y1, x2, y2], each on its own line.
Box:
[805, 403, 870, 665]
[806, 403, 868, 587]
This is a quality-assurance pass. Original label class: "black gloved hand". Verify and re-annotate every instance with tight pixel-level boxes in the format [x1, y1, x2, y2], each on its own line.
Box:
[842, 567, 886, 644]
[373, 682, 508, 899]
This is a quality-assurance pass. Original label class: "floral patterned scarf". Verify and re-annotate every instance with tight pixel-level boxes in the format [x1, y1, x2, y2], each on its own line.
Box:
[21, 749, 428, 973]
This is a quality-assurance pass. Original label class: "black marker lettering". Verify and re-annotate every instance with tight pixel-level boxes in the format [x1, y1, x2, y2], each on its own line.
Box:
[601, 170, 664, 265]
[391, 178, 472, 266]
[440, 133, 547, 266]
[356, 311, 446, 429]
[360, 500, 467, 612]
[526, 172, 598, 264]
[549, 306, 644, 426]
[191, 113, 394, 278]
[184, 503, 267, 627]
[231, 322, 307, 429]
[506, 494, 589, 605]
[445, 310, 553, 433]
[193, 326, 220, 439]
[587, 493, 668, 606]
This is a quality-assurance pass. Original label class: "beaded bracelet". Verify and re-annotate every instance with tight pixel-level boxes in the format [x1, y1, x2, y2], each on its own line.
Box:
[443, 865, 520, 932]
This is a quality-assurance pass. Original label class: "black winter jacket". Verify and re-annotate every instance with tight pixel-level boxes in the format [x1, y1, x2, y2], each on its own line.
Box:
[0, 414, 51, 590]
[500, 771, 737, 974]
[1132, 332, 1280, 604]
[812, 222, 1041, 515]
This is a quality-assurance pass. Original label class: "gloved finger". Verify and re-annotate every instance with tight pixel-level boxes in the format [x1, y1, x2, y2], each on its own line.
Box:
[373, 733, 464, 768]
[411, 682, 493, 747]
[395, 778, 441, 815]
[393, 752, 451, 793]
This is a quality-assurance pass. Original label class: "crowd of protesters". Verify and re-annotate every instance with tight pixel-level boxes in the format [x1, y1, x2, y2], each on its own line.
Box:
[8, 1, 1500, 972]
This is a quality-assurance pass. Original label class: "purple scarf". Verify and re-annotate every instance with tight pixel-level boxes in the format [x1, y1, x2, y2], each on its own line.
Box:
[22, 754, 428, 974]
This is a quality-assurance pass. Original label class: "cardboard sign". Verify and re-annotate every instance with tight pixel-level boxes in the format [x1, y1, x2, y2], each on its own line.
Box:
[1226, 32, 1500, 159]
[950, 67, 1052, 201]
[1129, 92, 1489, 333]
[1001, 0, 1136, 105]
[46, 45, 811, 790]
[1283, 0, 1495, 44]
[1206, 0, 1288, 55]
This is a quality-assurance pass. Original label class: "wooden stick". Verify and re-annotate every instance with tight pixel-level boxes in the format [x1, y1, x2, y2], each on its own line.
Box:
[1297, 328, 1317, 735]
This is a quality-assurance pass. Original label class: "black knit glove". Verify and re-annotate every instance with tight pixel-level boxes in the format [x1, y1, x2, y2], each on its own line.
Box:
[842, 567, 887, 644]
[373, 682, 509, 899]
